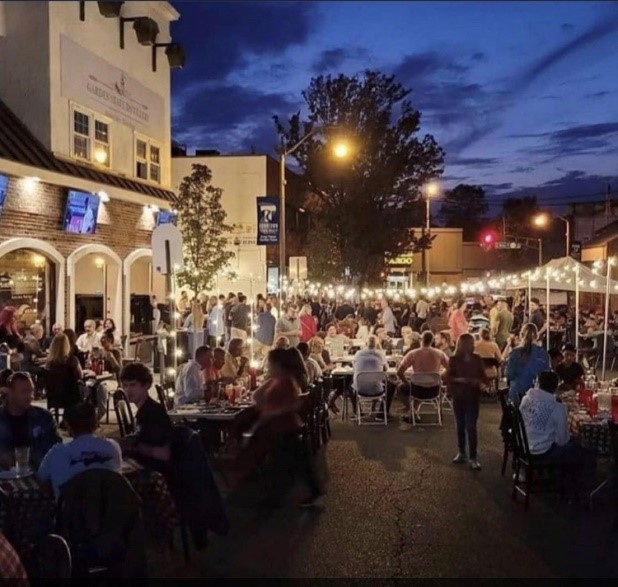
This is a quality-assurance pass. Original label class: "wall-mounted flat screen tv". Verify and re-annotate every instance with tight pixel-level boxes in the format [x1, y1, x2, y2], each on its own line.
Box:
[0, 174, 8, 217]
[156, 210, 177, 225]
[63, 190, 100, 234]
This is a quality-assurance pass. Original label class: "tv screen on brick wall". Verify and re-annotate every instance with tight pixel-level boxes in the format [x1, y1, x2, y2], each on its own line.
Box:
[63, 190, 100, 234]
[156, 210, 177, 225]
[0, 174, 8, 216]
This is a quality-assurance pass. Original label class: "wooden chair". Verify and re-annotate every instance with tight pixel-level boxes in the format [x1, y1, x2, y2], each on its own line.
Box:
[113, 389, 135, 437]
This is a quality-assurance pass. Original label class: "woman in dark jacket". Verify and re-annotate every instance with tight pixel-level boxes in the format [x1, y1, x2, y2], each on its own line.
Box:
[447, 333, 487, 471]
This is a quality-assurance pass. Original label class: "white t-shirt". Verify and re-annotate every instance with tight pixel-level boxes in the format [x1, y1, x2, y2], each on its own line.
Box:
[519, 388, 569, 454]
[38, 434, 122, 497]
[175, 360, 204, 406]
[76, 332, 101, 353]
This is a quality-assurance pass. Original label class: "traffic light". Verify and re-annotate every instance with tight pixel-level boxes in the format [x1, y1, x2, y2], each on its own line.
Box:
[480, 230, 498, 250]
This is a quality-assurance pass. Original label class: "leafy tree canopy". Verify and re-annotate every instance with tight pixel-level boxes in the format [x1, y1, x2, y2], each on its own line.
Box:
[438, 184, 489, 240]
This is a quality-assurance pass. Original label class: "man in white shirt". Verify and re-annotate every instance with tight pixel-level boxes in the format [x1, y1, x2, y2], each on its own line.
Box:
[76, 319, 101, 353]
[519, 370, 594, 492]
[415, 297, 430, 322]
[38, 402, 122, 497]
[380, 299, 396, 336]
[174, 345, 212, 406]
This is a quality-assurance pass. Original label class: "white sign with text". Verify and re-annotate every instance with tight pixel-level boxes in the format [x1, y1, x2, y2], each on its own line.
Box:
[60, 35, 165, 141]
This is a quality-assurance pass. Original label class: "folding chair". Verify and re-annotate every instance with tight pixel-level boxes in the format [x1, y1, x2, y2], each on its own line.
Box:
[352, 371, 388, 426]
[409, 372, 442, 426]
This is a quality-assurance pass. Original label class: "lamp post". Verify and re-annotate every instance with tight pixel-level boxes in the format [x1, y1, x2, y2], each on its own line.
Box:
[533, 213, 570, 257]
[422, 181, 439, 286]
[278, 127, 349, 299]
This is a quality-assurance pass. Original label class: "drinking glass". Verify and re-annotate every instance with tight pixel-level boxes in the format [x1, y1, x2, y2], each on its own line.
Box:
[14, 447, 30, 475]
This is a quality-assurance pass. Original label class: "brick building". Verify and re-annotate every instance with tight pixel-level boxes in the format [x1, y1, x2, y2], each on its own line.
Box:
[0, 1, 180, 335]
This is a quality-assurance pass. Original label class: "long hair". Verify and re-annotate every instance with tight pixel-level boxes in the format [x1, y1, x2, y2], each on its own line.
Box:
[46, 333, 71, 366]
[266, 347, 308, 388]
[0, 306, 19, 336]
[519, 323, 538, 360]
[454, 333, 475, 357]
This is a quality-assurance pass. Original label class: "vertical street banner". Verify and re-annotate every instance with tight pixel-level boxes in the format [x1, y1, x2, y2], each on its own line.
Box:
[256, 196, 280, 245]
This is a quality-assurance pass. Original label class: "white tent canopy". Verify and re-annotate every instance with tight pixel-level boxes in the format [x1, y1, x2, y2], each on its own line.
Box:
[502, 256, 618, 294]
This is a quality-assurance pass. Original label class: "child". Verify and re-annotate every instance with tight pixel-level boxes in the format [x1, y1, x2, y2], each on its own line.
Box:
[119, 363, 172, 475]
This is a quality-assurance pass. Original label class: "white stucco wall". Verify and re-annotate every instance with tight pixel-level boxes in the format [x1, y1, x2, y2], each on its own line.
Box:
[171, 155, 269, 296]
[0, 1, 177, 188]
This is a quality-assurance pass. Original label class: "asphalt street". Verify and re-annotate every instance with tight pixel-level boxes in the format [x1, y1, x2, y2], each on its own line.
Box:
[154, 401, 618, 579]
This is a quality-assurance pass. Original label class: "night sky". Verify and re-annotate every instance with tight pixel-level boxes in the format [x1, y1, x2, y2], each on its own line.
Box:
[170, 1, 618, 209]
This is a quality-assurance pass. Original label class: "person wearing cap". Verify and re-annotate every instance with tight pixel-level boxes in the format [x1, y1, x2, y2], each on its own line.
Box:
[555, 344, 584, 390]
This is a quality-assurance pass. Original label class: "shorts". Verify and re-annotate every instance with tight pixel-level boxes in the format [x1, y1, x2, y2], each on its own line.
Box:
[410, 384, 440, 400]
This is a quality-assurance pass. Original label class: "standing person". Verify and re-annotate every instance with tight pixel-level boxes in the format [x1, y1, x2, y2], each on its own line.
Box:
[506, 323, 550, 405]
[474, 329, 503, 383]
[223, 293, 237, 345]
[529, 297, 548, 345]
[230, 294, 251, 341]
[255, 302, 276, 358]
[275, 304, 301, 348]
[380, 299, 396, 337]
[0, 306, 22, 352]
[299, 304, 317, 343]
[448, 299, 469, 343]
[447, 333, 487, 470]
[494, 298, 514, 351]
[207, 295, 224, 348]
[415, 297, 430, 331]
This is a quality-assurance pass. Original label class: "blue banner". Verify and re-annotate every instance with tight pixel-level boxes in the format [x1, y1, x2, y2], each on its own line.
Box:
[256, 196, 280, 245]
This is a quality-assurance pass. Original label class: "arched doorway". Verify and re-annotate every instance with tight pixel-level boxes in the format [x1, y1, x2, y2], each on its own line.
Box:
[123, 249, 166, 336]
[0, 238, 65, 333]
[67, 245, 122, 333]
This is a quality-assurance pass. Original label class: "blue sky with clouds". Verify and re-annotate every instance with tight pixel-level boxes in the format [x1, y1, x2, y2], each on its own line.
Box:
[171, 1, 618, 205]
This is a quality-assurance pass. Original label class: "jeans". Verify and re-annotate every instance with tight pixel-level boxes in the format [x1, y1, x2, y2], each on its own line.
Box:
[453, 396, 480, 459]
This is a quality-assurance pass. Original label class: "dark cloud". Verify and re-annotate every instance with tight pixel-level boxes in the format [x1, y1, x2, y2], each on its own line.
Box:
[585, 90, 611, 98]
[497, 172, 617, 203]
[173, 84, 302, 154]
[471, 52, 486, 62]
[441, 174, 470, 182]
[511, 165, 534, 174]
[170, 1, 319, 88]
[446, 156, 499, 167]
[311, 46, 370, 73]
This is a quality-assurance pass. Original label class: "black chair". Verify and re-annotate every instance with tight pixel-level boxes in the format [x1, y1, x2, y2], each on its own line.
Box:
[43, 367, 82, 424]
[37, 534, 72, 579]
[57, 469, 145, 578]
[113, 389, 135, 437]
[155, 382, 174, 413]
[497, 388, 514, 477]
[509, 402, 564, 510]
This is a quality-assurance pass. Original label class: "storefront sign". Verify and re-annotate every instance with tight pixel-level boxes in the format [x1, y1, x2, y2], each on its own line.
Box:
[60, 35, 165, 141]
[256, 196, 279, 245]
[387, 254, 413, 266]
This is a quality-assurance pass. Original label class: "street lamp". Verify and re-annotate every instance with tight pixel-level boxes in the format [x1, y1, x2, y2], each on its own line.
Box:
[533, 212, 570, 257]
[423, 181, 440, 285]
[278, 127, 349, 297]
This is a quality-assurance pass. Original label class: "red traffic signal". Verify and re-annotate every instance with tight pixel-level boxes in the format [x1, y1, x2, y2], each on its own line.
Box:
[480, 230, 499, 250]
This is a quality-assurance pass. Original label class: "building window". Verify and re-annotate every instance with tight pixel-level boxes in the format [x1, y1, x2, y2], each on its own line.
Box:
[70, 106, 111, 167]
[135, 136, 161, 184]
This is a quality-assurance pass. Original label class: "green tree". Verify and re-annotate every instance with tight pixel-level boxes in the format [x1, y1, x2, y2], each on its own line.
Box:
[274, 70, 444, 284]
[438, 184, 488, 240]
[175, 164, 234, 293]
[501, 196, 539, 237]
[305, 217, 346, 282]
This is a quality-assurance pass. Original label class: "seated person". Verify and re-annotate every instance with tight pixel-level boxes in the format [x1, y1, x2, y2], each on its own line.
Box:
[350, 335, 394, 418]
[434, 331, 453, 358]
[309, 336, 332, 372]
[85, 332, 123, 421]
[468, 307, 490, 334]
[555, 344, 584, 390]
[220, 338, 250, 383]
[548, 348, 563, 372]
[474, 329, 503, 381]
[396, 331, 449, 415]
[0, 372, 61, 469]
[21, 323, 48, 375]
[175, 345, 212, 406]
[519, 371, 595, 493]
[38, 402, 122, 497]
[297, 342, 322, 383]
[119, 363, 172, 475]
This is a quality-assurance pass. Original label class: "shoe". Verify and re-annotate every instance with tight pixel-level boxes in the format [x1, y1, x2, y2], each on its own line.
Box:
[374, 413, 393, 422]
[452, 453, 467, 464]
[299, 494, 325, 508]
[469, 460, 482, 471]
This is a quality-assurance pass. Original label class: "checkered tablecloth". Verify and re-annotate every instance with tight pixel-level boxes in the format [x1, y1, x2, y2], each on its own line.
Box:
[0, 462, 180, 564]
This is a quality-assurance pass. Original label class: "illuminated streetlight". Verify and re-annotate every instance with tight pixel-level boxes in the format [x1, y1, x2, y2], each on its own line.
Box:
[333, 142, 350, 159]
[533, 212, 570, 256]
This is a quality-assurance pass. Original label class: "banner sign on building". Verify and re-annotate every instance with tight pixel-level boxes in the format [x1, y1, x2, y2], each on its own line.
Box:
[60, 35, 165, 141]
[256, 196, 279, 245]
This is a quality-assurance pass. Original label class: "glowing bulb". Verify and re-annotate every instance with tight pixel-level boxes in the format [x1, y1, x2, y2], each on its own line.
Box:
[250, 359, 260, 368]
[175, 349, 183, 357]
[94, 148, 108, 164]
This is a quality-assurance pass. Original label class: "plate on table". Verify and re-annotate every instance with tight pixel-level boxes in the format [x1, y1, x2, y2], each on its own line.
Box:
[0, 468, 34, 480]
